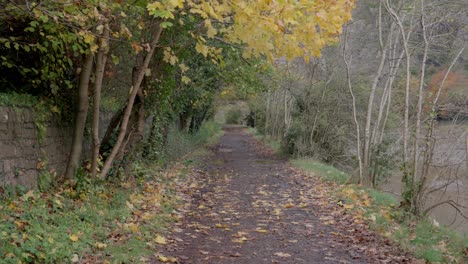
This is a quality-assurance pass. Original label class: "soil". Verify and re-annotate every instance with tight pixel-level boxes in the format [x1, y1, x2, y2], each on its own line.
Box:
[153, 127, 417, 263]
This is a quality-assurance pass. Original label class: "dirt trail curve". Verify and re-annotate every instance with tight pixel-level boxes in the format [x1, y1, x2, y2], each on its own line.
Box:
[153, 127, 415, 264]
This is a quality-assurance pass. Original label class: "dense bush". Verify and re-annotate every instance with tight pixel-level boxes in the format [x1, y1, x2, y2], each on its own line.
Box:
[225, 108, 242, 124]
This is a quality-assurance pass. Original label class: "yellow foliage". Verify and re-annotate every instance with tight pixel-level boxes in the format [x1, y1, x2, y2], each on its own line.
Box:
[147, 0, 355, 62]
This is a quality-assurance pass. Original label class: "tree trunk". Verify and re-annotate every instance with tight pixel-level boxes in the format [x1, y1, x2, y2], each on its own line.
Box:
[65, 53, 94, 179]
[385, 0, 413, 168]
[100, 25, 163, 178]
[412, 3, 428, 212]
[91, 24, 110, 178]
[363, 3, 389, 185]
[342, 25, 363, 185]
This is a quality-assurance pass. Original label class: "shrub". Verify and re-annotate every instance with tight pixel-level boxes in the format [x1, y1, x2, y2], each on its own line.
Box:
[225, 108, 242, 124]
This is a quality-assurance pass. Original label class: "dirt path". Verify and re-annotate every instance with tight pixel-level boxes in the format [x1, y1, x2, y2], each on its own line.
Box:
[154, 127, 414, 263]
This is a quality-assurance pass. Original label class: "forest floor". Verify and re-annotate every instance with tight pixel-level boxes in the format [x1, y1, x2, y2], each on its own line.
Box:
[152, 126, 418, 264]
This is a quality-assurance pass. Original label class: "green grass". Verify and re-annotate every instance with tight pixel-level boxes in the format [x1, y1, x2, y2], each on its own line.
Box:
[291, 158, 349, 184]
[164, 121, 223, 163]
[292, 157, 468, 263]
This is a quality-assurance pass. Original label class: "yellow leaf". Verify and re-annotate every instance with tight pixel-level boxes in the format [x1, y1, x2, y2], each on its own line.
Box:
[124, 223, 140, 233]
[69, 234, 79, 242]
[195, 42, 209, 57]
[158, 255, 169, 262]
[95, 242, 107, 249]
[283, 202, 295, 208]
[181, 76, 191, 84]
[71, 254, 79, 263]
[255, 228, 268, 233]
[274, 252, 291, 258]
[232, 236, 248, 244]
[155, 234, 167, 245]
[179, 63, 189, 73]
[83, 33, 95, 44]
[157, 255, 177, 263]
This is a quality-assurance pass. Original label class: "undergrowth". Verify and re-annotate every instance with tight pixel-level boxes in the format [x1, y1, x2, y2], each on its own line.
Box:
[0, 121, 223, 263]
[248, 128, 468, 263]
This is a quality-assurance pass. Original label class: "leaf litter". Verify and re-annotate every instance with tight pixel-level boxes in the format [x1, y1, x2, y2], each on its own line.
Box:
[153, 127, 417, 263]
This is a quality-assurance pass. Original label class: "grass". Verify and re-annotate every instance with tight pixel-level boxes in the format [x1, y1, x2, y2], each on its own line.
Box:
[0, 120, 223, 263]
[291, 158, 348, 184]
[247, 128, 282, 154]
[248, 128, 468, 263]
[164, 121, 223, 163]
[293, 159, 468, 263]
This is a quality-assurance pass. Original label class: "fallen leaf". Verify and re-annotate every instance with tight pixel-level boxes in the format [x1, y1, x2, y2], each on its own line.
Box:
[71, 254, 79, 262]
[232, 236, 248, 244]
[157, 255, 169, 262]
[155, 234, 167, 245]
[95, 242, 107, 249]
[274, 252, 291, 258]
[69, 234, 79, 242]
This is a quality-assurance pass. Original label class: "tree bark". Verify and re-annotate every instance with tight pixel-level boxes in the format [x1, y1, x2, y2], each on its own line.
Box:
[65, 52, 94, 179]
[412, 3, 428, 212]
[91, 23, 110, 178]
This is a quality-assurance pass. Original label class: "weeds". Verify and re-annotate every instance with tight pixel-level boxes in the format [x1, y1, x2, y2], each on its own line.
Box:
[0, 120, 223, 263]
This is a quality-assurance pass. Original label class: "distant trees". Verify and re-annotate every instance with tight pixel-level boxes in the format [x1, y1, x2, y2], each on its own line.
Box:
[253, 0, 467, 216]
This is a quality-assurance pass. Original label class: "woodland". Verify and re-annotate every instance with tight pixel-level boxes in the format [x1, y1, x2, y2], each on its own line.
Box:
[0, 0, 467, 262]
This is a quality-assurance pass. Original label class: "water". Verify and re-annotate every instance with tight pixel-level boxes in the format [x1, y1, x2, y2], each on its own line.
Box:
[383, 122, 468, 235]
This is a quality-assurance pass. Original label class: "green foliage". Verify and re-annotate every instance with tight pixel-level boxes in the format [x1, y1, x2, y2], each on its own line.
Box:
[225, 108, 242, 124]
[37, 162, 53, 192]
[0, 92, 38, 107]
[0, 3, 87, 95]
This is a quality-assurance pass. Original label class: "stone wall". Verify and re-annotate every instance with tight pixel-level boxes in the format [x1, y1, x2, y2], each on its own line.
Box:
[0, 106, 113, 188]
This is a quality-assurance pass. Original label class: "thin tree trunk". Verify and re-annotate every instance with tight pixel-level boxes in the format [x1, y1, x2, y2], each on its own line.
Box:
[65, 53, 94, 179]
[342, 25, 363, 184]
[385, 0, 412, 167]
[100, 25, 163, 178]
[412, 2, 428, 212]
[363, 2, 389, 185]
[465, 133, 468, 172]
[265, 88, 271, 134]
[91, 23, 110, 178]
